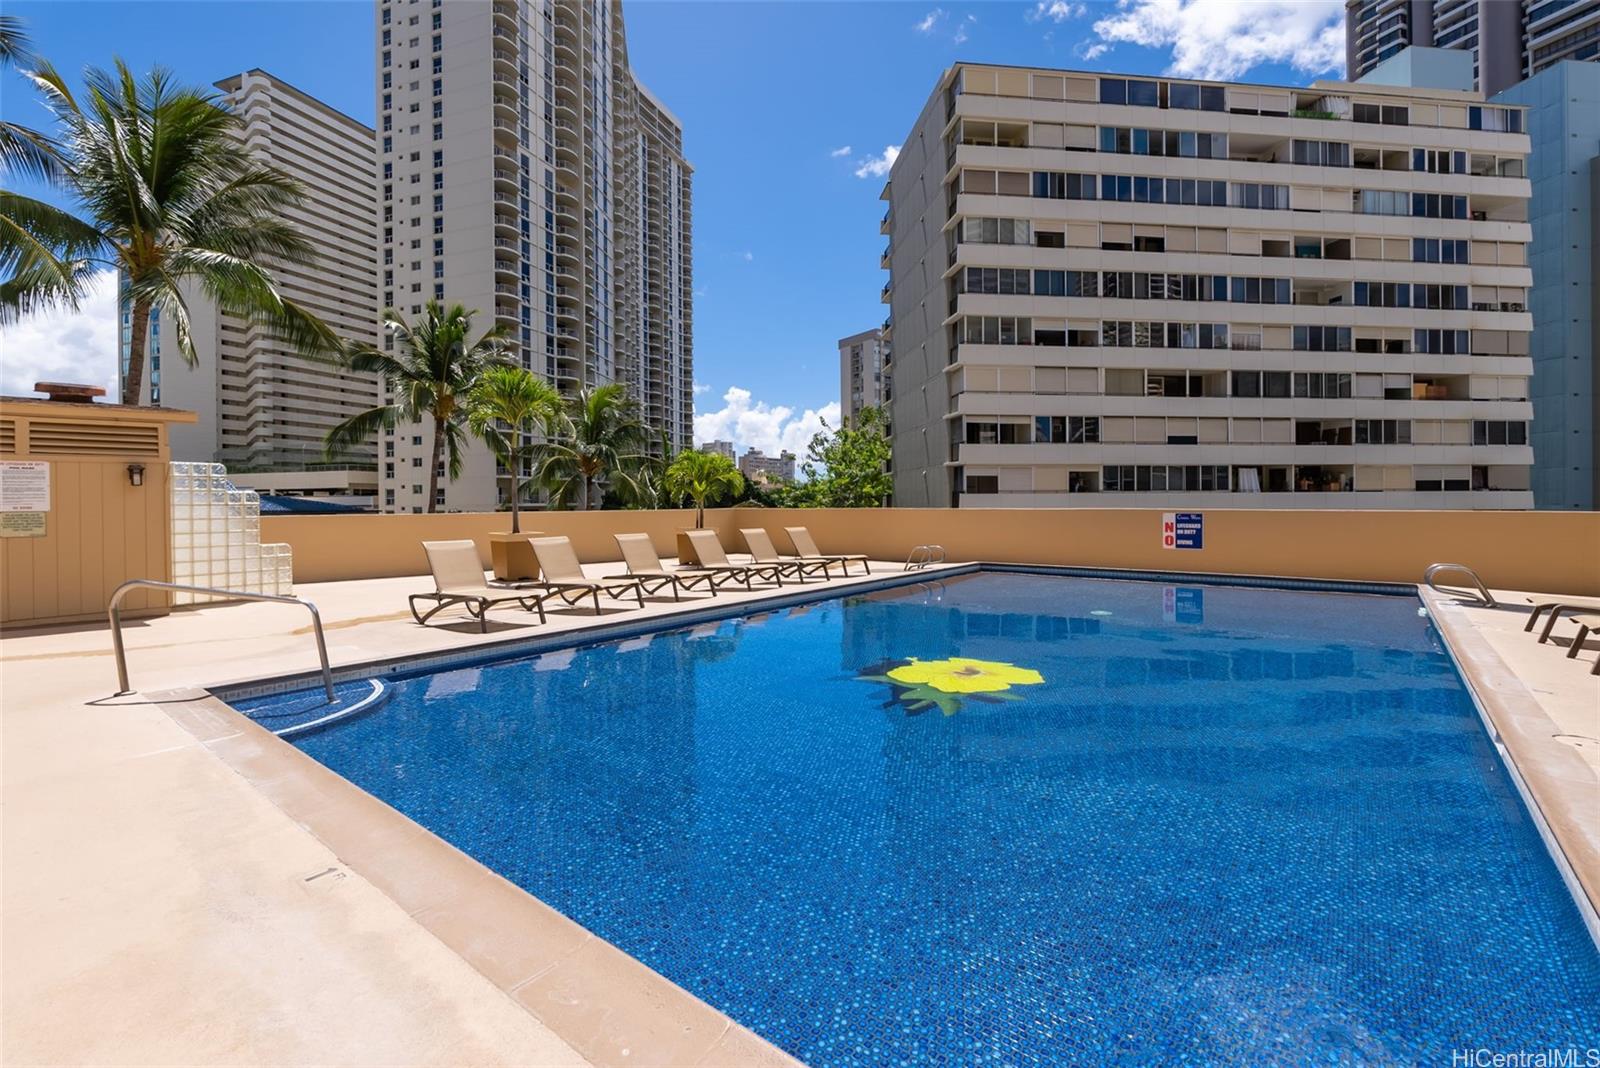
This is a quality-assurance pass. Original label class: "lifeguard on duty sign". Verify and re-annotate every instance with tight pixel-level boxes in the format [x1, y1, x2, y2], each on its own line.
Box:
[1161, 512, 1203, 550]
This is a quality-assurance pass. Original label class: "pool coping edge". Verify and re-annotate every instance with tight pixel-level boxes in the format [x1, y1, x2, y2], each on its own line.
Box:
[149, 687, 807, 1068]
[1419, 586, 1600, 945]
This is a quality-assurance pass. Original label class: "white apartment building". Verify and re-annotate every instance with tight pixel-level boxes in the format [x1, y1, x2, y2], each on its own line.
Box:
[839, 327, 886, 423]
[120, 70, 381, 503]
[882, 63, 1534, 509]
[700, 440, 734, 460]
[376, 0, 692, 513]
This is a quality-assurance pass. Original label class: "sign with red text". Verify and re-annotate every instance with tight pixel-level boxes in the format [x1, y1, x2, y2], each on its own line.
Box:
[1161, 512, 1203, 550]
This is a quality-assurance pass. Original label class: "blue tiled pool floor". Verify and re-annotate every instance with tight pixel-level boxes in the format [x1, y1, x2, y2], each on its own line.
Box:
[239, 572, 1600, 1065]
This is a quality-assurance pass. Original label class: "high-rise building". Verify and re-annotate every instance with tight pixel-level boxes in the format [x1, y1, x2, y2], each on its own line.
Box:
[1346, 1, 1598, 96]
[882, 62, 1534, 509]
[739, 448, 797, 484]
[119, 70, 381, 504]
[838, 327, 886, 423]
[375, 0, 691, 513]
[700, 440, 735, 460]
[1494, 60, 1600, 509]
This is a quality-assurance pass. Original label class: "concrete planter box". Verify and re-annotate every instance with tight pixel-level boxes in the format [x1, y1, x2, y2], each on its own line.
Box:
[488, 531, 542, 581]
[675, 528, 711, 566]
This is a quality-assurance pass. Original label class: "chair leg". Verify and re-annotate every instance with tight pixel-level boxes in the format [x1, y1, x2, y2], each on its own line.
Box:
[1525, 604, 1551, 632]
[592, 589, 602, 615]
[1540, 607, 1569, 643]
[1566, 624, 1591, 659]
[477, 598, 488, 633]
[671, 578, 681, 601]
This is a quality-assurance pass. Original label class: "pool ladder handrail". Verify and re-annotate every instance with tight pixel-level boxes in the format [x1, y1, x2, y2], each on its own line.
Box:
[905, 544, 946, 571]
[1423, 563, 1498, 608]
[108, 579, 336, 703]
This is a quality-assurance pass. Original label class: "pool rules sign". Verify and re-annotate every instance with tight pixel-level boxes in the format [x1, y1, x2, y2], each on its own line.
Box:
[0, 461, 50, 538]
[1161, 512, 1203, 550]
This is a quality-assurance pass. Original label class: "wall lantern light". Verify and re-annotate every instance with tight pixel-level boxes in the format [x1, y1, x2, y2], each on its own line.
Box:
[127, 463, 145, 487]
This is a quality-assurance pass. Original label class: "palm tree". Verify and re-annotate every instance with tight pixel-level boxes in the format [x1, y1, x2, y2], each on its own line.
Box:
[0, 17, 63, 182]
[534, 384, 649, 511]
[466, 365, 560, 533]
[326, 302, 513, 512]
[0, 59, 337, 404]
[664, 449, 744, 529]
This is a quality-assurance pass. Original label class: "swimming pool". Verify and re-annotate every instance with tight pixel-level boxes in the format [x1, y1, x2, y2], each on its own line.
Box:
[238, 571, 1600, 1064]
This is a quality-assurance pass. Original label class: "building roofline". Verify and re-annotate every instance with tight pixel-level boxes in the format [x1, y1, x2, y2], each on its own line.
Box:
[941, 59, 1505, 104]
[214, 68, 375, 136]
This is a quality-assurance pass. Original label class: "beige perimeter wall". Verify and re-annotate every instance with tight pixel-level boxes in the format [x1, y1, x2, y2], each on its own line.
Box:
[263, 507, 1600, 597]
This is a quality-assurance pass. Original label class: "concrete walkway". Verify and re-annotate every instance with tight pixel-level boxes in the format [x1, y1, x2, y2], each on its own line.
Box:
[3, 560, 933, 1066]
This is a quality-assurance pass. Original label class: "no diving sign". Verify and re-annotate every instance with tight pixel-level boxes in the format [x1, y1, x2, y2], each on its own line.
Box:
[1161, 512, 1203, 550]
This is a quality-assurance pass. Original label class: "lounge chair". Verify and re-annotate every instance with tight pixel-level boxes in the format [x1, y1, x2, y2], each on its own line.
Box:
[683, 529, 786, 587]
[529, 536, 646, 614]
[613, 533, 725, 599]
[1557, 609, 1600, 675]
[783, 526, 870, 576]
[741, 528, 835, 582]
[1526, 597, 1600, 643]
[410, 539, 549, 631]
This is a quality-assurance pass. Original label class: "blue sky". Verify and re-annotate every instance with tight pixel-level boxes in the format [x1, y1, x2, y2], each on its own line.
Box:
[0, 0, 1345, 454]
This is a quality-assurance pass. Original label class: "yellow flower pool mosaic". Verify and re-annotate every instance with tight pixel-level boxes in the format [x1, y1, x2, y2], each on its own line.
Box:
[856, 656, 1044, 716]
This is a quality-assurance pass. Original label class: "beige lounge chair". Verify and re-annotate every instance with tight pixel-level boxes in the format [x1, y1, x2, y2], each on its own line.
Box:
[613, 533, 724, 599]
[784, 526, 870, 576]
[741, 528, 834, 582]
[683, 529, 785, 587]
[529, 536, 646, 614]
[1526, 596, 1600, 643]
[411, 539, 549, 631]
[1558, 609, 1600, 675]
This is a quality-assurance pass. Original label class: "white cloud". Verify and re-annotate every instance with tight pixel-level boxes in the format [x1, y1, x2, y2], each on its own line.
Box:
[1078, 41, 1111, 61]
[853, 145, 900, 179]
[830, 145, 853, 158]
[953, 14, 976, 44]
[741, 250, 754, 262]
[694, 387, 841, 458]
[914, 8, 945, 33]
[1090, 0, 1344, 81]
[692, 381, 710, 396]
[0, 268, 120, 399]
[1028, 0, 1085, 21]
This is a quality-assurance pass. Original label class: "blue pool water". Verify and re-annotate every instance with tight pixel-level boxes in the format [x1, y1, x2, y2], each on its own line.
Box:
[240, 572, 1600, 1064]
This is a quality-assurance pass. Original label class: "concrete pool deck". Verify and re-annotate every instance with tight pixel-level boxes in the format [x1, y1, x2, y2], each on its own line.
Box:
[1, 559, 942, 1066]
[3, 563, 1595, 1065]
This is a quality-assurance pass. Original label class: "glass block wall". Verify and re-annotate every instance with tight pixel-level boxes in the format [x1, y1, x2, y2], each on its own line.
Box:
[169, 462, 293, 603]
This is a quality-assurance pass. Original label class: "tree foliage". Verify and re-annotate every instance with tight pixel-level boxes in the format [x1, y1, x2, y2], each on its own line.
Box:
[465, 364, 561, 532]
[324, 301, 513, 512]
[533, 384, 650, 511]
[773, 406, 892, 508]
[664, 450, 744, 527]
[1, 54, 339, 404]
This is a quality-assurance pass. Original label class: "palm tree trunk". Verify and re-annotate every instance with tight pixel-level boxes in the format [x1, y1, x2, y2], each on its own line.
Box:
[509, 470, 521, 534]
[121, 299, 152, 406]
[427, 415, 445, 514]
[577, 473, 590, 512]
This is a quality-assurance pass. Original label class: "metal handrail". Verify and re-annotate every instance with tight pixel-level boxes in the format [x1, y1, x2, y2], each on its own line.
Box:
[905, 544, 947, 571]
[108, 580, 336, 703]
[1423, 563, 1498, 608]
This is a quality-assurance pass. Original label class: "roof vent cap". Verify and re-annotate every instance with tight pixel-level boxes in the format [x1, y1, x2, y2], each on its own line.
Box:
[34, 382, 106, 404]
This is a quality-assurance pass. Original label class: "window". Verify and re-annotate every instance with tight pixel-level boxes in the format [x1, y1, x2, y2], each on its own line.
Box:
[1414, 329, 1470, 355]
[1413, 148, 1467, 174]
[963, 474, 999, 495]
[1293, 325, 1352, 351]
[1412, 238, 1469, 264]
[1103, 465, 1229, 491]
[1291, 139, 1350, 167]
[1469, 106, 1522, 133]
[1472, 420, 1528, 445]
[1293, 372, 1352, 398]
[964, 267, 1031, 295]
[1229, 182, 1290, 210]
[1412, 193, 1468, 219]
[1355, 419, 1411, 444]
[432, 78, 442, 95]
[1099, 78, 1127, 105]
[1353, 281, 1410, 308]
[1356, 189, 1408, 216]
